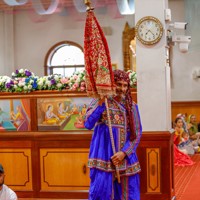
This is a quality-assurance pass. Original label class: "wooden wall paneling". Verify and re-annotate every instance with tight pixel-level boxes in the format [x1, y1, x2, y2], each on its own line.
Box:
[0, 130, 175, 200]
[30, 98, 38, 131]
[171, 101, 200, 122]
[0, 139, 34, 198]
[0, 148, 32, 191]
[35, 133, 92, 199]
[146, 148, 160, 193]
[31, 141, 41, 198]
[40, 148, 90, 191]
[138, 131, 175, 200]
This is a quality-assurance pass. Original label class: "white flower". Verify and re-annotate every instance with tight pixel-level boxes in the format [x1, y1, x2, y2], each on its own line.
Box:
[76, 77, 81, 82]
[19, 69, 24, 73]
[54, 75, 59, 81]
[56, 83, 62, 88]
[38, 80, 43, 86]
[46, 81, 51, 87]
[23, 85, 28, 90]
[18, 82, 24, 87]
[5, 78, 11, 83]
[28, 85, 32, 90]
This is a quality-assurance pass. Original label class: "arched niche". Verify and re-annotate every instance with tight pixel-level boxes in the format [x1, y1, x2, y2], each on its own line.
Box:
[122, 22, 136, 71]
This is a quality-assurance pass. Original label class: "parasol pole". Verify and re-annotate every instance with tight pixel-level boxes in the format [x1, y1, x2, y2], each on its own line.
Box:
[84, 0, 120, 183]
[105, 97, 121, 183]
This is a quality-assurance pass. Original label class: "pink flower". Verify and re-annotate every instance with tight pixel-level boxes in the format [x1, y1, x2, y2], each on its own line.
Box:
[80, 81, 86, 87]
[60, 78, 69, 84]
[73, 75, 78, 80]
[73, 82, 79, 88]
[72, 84, 78, 90]
[80, 86, 86, 91]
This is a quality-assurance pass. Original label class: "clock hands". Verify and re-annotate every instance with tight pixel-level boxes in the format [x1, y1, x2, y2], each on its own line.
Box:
[145, 29, 155, 38]
[148, 29, 155, 37]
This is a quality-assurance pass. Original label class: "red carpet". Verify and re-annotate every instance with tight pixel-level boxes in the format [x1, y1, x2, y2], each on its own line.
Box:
[175, 154, 200, 200]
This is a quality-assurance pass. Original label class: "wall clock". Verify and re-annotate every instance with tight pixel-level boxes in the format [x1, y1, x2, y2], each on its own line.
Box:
[135, 16, 163, 45]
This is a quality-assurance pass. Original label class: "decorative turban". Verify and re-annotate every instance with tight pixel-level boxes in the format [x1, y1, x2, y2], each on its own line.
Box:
[113, 70, 136, 141]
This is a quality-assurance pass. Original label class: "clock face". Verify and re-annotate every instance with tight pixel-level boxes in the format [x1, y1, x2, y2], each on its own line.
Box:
[135, 16, 163, 45]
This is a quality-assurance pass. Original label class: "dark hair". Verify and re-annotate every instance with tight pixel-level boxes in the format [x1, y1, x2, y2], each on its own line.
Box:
[175, 117, 183, 124]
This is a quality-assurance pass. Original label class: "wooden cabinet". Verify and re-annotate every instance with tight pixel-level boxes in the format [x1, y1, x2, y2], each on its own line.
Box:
[40, 148, 90, 191]
[0, 90, 175, 200]
[0, 91, 92, 199]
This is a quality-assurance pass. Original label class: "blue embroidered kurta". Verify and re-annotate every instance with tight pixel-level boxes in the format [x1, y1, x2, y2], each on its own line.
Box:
[85, 98, 142, 176]
[85, 98, 142, 200]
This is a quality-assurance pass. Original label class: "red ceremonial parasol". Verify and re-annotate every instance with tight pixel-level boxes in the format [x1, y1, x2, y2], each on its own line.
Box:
[84, 0, 120, 183]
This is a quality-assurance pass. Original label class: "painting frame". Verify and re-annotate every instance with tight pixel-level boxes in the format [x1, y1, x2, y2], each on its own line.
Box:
[37, 96, 92, 131]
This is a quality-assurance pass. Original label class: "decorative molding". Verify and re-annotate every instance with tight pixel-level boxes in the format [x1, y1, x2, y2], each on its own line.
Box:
[146, 148, 160, 193]
[122, 22, 135, 71]
[171, 101, 200, 107]
[40, 149, 89, 190]
[0, 150, 32, 189]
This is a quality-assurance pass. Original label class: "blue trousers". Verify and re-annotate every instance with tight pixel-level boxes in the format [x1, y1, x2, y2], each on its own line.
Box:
[89, 169, 140, 200]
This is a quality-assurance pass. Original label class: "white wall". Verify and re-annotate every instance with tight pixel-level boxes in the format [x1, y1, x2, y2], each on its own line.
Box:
[0, 12, 5, 74]
[169, 0, 200, 101]
[13, 11, 134, 76]
[135, 0, 171, 131]
[0, 0, 199, 101]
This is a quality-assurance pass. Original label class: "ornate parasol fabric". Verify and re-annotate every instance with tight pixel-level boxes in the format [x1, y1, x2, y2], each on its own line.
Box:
[84, 5, 120, 183]
[84, 10, 116, 98]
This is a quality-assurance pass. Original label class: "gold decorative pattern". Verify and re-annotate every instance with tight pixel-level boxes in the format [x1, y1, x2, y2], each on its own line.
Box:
[122, 22, 135, 71]
[146, 148, 160, 193]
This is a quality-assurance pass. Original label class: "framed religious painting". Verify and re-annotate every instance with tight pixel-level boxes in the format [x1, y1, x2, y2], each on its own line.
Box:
[37, 96, 92, 131]
[0, 99, 31, 132]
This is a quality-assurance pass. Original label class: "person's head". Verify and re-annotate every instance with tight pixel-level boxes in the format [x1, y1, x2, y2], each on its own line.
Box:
[59, 102, 63, 108]
[113, 70, 130, 98]
[175, 117, 183, 128]
[176, 113, 186, 121]
[47, 105, 53, 111]
[16, 105, 21, 112]
[182, 132, 188, 139]
[188, 114, 196, 124]
[0, 164, 5, 188]
[113, 69, 136, 141]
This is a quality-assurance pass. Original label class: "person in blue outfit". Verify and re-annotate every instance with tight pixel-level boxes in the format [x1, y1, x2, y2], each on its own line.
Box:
[84, 69, 142, 200]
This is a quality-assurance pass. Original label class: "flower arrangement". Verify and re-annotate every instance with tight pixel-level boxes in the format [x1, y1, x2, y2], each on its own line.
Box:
[0, 68, 137, 93]
[127, 70, 137, 88]
[69, 70, 86, 91]
[36, 74, 70, 91]
[0, 76, 15, 92]
[12, 69, 34, 78]
[0, 68, 84, 93]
